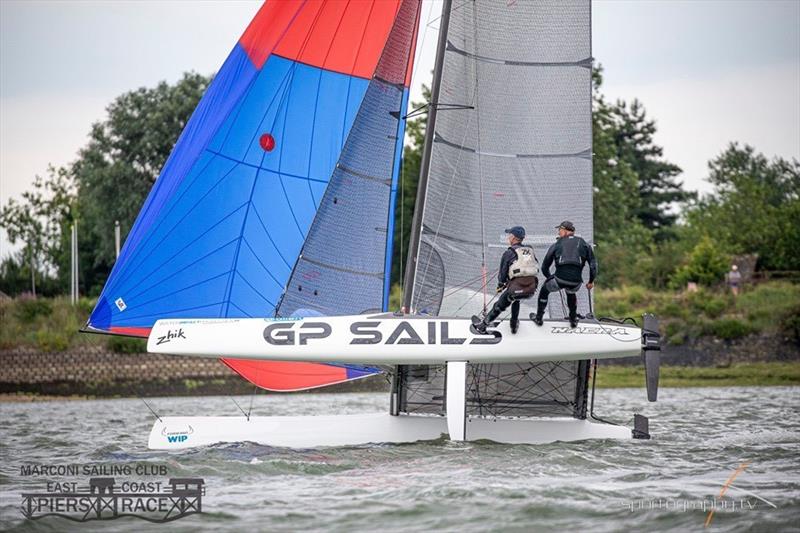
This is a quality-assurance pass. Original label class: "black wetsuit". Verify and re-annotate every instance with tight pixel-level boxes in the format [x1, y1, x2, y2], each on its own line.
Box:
[483, 244, 538, 327]
[535, 235, 597, 321]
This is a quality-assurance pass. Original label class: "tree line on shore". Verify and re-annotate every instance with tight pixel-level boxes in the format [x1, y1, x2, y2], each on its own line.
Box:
[1, 67, 798, 298]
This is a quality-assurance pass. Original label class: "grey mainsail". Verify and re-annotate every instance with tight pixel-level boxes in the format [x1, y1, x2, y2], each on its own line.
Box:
[396, 0, 594, 419]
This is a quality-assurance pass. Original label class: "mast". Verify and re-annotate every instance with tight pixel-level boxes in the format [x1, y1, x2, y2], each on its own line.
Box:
[401, 0, 453, 313]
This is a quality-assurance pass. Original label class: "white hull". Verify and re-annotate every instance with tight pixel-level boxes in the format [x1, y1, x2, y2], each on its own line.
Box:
[148, 412, 632, 450]
[147, 314, 641, 364]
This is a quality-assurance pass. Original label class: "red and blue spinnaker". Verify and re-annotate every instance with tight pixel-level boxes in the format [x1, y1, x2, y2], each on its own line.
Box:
[87, 0, 421, 390]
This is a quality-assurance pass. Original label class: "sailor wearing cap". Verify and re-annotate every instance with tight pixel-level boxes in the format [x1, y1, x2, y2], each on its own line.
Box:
[532, 221, 597, 328]
[474, 226, 539, 334]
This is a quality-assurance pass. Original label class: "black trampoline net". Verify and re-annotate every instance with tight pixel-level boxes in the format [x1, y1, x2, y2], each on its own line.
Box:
[396, 361, 590, 419]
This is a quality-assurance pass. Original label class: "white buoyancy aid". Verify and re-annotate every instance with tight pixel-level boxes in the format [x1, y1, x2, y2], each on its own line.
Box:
[508, 245, 539, 279]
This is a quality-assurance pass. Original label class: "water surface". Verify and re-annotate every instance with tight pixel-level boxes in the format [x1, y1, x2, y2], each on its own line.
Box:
[1, 387, 798, 531]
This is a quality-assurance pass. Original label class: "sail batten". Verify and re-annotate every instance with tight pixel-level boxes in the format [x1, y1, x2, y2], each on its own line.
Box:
[446, 41, 592, 67]
[434, 133, 592, 159]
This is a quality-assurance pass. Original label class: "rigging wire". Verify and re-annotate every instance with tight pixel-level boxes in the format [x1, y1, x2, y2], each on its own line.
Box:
[400, 0, 436, 301]
[581, 288, 660, 343]
[452, 275, 499, 316]
[436, 268, 495, 301]
[414, 2, 484, 315]
[229, 384, 258, 421]
[470, 1, 488, 313]
[426, 0, 470, 28]
[399, 149, 405, 297]
[414, 96, 478, 306]
[139, 397, 163, 423]
[588, 359, 621, 426]
[247, 384, 257, 419]
[230, 396, 250, 420]
[414, 268, 498, 314]
[557, 288, 569, 318]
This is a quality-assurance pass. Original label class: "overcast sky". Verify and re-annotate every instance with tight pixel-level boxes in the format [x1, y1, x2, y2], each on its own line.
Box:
[1, 0, 799, 256]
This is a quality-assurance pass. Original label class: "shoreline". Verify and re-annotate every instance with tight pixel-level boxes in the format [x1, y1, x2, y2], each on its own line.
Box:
[2, 362, 797, 402]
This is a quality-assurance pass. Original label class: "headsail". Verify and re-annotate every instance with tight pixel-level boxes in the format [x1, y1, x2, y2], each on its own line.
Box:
[86, 0, 421, 391]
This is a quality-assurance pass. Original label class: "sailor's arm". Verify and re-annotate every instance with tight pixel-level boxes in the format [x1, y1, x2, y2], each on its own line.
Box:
[585, 240, 598, 284]
[541, 245, 555, 278]
[497, 249, 513, 287]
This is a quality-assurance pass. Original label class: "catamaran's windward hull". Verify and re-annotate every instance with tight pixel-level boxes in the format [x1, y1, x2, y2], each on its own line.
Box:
[147, 315, 641, 364]
[148, 413, 632, 450]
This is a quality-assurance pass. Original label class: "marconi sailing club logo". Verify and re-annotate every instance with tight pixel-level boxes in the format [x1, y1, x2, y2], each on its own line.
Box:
[19, 463, 205, 523]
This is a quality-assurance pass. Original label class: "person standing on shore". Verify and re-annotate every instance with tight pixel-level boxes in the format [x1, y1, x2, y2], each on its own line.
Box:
[726, 265, 742, 296]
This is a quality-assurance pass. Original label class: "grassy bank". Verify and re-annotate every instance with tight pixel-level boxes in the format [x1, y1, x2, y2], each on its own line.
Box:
[0, 296, 146, 353]
[594, 362, 800, 388]
[1, 280, 798, 352]
[594, 281, 800, 345]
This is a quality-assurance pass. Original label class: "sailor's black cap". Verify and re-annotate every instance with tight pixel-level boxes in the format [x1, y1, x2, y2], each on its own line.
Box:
[556, 220, 575, 231]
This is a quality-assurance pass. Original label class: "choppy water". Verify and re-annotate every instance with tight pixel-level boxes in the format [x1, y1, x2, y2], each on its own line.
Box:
[1, 387, 798, 532]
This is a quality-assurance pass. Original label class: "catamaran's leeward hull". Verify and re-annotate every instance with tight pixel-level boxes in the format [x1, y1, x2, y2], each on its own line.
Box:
[148, 413, 632, 450]
[147, 314, 642, 364]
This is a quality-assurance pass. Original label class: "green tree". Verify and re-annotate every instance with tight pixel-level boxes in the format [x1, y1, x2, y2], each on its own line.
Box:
[591, 67, 659, 286]
[0, 252, 35, 296]
[0, 206, 45, 295]
[630, 226, 697, 289]
[591, 68, 642, 246]
[671, 235, 731, 287]
[611, 99, 692, 236]
[687, 143, 800, 271]
[73, 72, 210, 292]
[0, 166, 76, 296]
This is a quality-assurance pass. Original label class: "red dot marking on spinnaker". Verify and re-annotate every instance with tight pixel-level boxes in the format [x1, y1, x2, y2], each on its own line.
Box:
[259, 133, 275, 151]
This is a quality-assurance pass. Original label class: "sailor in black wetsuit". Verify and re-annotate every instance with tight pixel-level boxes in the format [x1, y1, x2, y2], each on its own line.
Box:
[532, 220, 596, 328]
[475, 226, 539, 334]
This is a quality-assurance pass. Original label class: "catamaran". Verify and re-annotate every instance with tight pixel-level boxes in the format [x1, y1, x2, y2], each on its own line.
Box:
[84, 0, 661, 449]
